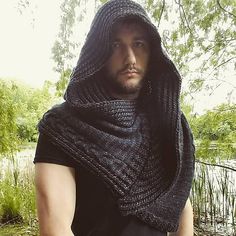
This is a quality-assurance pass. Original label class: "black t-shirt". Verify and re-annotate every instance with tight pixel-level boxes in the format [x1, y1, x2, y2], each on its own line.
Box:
[34, 134, 167, 236]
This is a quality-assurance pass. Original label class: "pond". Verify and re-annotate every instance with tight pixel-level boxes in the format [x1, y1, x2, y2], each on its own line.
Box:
[0, 148, 35, 179]
[0, 148, 235, 235]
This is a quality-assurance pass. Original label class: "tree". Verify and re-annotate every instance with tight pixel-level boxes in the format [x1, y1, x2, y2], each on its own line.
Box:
[0, 80, 19, 157]
[190, 103, 236, 161]
[145, 0, 236, 93]
[180, 94, 236, 161]
[12, 81, 55, 142]
[51, 0, 87, 96]
[0, 79, 55, 155]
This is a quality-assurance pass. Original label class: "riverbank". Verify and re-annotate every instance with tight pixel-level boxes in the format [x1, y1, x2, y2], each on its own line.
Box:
[0, 147, 235, 235]
[0, 146, 37, 234]
[0, 223, 38, 236]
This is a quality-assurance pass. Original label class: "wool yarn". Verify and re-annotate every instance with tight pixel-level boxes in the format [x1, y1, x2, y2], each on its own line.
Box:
[38, 0, 195, 232]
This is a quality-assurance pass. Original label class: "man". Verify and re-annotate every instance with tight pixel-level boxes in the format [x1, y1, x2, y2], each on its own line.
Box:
[34, 0, 195, 235]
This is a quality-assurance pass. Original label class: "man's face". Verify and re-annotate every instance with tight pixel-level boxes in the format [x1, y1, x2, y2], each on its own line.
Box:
[105, 22, 150, 99]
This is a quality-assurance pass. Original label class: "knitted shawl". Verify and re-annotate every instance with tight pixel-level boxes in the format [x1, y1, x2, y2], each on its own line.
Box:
[38, 0, 195, 232]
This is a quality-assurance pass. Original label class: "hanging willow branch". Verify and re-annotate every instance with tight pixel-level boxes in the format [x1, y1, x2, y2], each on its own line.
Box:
[174, 0, 194, 35]
[217, 0, 236, 18]
[196, 159, 236, 172]
[157, 0, 166, 28]
[211, 56, 236, 73]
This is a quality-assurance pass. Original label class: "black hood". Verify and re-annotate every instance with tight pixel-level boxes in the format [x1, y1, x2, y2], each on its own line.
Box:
[64, 0, 181, 108]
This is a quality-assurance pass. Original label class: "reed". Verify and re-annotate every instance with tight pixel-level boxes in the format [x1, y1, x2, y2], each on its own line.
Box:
[1, 150, 235, 235]
[0, 156, 37, 231]
[191, 161, 236, 235]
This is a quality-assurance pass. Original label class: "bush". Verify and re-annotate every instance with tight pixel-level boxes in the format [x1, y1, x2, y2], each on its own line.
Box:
[0, 161, 36, 225]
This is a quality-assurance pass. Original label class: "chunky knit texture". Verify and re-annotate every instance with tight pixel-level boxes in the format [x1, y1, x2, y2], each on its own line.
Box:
[38, 0, 195, 232]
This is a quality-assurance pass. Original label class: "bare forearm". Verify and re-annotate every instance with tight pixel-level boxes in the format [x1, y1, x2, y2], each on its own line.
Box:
[38, 209, 74, 236]
[39, 227, 73, 236]
[37, 198, 73, 236]
[39, 225, 74, 236]
[168, 198, 194, 236]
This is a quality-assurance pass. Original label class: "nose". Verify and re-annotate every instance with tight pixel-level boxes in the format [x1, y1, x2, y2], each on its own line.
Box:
[124, 46, 136, 66]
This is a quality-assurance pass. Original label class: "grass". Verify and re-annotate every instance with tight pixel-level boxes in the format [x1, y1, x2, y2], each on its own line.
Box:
[0, 223, 38, 236]
[0, 154, 38, 235]
[0, 149, 235, 235]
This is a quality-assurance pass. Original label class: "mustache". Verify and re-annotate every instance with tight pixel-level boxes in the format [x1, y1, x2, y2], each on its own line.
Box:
[118, 66, 143, 75]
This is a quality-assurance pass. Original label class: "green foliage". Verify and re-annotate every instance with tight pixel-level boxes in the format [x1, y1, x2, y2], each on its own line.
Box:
[23, 85, 53, 142]
[0, 80, 19, 156]
[0, 79, 54, 154]
[11, 81, 54, 142]
[0, 224, 38, 236]
[181, 96, 235, 161]
[55, 68, 72, 97]
[0, 165, 36, 225]
[191, 103, 236, 161]
[0, 183, 23, 224]
[51, 0, 82, 96]
[0, 146, 38, 232]
[99, 0, 108, 4]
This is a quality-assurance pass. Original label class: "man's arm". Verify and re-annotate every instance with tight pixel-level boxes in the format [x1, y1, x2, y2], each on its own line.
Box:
[168, 198, 194, 236]
[35, 163, 76, 236]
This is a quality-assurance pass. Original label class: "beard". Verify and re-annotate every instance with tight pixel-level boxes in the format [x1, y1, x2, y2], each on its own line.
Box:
[107, 75, 144, 94]
[103, 67, 146, 98]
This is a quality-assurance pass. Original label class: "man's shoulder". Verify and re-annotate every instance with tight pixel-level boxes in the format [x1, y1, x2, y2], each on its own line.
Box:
[43, 102, 76, 119]
[47, 102, 68, 113]
[38, 102, 79, 134]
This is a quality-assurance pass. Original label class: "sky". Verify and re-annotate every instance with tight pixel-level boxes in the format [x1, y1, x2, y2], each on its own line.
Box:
[0, 0, 63, 87]
[0, 0, 235, 113]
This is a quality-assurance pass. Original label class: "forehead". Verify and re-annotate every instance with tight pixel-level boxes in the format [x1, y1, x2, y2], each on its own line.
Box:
[112, 21, 149, 40]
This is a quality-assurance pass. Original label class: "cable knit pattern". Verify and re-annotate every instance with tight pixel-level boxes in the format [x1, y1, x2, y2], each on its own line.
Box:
[38, 0, 195, 232]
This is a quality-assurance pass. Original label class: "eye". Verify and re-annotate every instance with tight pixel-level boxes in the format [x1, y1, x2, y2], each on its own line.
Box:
[112, 41, 121, 49]
[133, 41, 145, 48]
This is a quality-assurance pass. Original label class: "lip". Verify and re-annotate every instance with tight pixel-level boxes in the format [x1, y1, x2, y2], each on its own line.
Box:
[120, 70, 138, 75]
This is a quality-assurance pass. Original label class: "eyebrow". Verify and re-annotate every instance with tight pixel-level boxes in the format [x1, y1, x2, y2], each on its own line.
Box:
[113, 36, 149, 42]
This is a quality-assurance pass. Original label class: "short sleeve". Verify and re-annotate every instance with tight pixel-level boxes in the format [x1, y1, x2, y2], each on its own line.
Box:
[34, 133, 76, 168]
